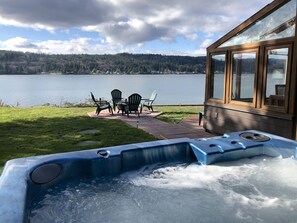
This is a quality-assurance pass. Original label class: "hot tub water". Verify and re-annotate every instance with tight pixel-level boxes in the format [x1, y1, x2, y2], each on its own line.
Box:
[29, 156, 297, 223]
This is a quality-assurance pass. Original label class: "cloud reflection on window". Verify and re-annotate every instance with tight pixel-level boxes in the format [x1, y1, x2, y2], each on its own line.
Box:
[219, 0, 296, 48]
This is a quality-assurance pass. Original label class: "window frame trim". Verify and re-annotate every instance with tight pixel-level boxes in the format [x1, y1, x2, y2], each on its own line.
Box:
[227, 48, 259, 108]
[206, 52, 227, 103]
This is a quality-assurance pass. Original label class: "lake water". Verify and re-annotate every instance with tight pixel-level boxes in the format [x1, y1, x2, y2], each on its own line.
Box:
[0, 74, 205, 107]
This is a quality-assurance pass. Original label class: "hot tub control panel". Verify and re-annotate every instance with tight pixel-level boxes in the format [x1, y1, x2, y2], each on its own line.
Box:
[189, 130, 297, 165]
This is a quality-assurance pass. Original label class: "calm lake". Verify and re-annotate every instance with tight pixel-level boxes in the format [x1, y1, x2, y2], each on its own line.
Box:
[0, 74, 206, 107]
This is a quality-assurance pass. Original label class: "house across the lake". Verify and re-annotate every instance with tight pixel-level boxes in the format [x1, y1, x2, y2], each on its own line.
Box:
[204, 0, 297, 140]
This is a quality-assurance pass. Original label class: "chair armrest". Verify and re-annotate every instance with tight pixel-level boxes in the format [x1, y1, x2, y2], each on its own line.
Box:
[141, 99, 151, 103]
[98, 99, 110, 106]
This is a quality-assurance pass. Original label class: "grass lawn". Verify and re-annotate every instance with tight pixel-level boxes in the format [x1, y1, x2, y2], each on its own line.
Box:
[0, 106, 157, 172]
[154, 105, 204, 124]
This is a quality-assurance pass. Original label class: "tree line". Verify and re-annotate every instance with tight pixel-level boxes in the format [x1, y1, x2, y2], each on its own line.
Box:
[0, 50, 206, 75]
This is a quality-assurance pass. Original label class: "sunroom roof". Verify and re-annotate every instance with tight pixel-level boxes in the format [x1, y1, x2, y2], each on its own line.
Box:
[218, 0, 296, 48]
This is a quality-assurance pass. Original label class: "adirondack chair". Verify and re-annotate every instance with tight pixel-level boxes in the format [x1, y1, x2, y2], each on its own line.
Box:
[124, 93, 142, 117]
[90, 92, 113, 115]
[141, 90, 157, 113]
[111, 89, 123, 112]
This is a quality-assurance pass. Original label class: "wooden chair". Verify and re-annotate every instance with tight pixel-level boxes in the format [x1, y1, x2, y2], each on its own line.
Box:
[140, 90, 157, 113]
[111, 89, 123, 112]
[268, 95, 285, 107]
[124, 93, 142, 117]
[275, 84, 285, 96]
[90, 92, 113, 115]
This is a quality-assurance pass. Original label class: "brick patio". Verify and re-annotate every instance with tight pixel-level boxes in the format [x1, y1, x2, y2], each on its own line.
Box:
[88, 109, 213, 139]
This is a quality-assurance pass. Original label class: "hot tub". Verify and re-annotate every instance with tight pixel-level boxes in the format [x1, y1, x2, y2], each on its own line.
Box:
[1, 130, 297, 222]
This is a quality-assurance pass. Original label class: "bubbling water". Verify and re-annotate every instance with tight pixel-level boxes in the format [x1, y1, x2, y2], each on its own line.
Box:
[29, 157, 297, 223]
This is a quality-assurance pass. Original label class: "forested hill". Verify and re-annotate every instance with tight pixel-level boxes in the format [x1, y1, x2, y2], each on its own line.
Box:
[0, 50, 206, 75]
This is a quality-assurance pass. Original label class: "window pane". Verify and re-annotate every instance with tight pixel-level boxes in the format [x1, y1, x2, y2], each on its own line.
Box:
[210, 54, 225, 99]
[265, 48, 288, 107]
[232, 52, 256, 103]
[219, 0, 296, 48]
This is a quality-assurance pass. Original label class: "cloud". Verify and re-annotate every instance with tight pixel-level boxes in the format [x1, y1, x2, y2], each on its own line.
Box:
[193, 38, 214, 55]
[0, 37, 130, 54]
[0, 36, 199, 56]
[0, 0, 273, 54]
[200, 38, 213, 49]
[0, 37, 38, 50]
[84, 19, 170, 45]
[0, 0, 116, 28]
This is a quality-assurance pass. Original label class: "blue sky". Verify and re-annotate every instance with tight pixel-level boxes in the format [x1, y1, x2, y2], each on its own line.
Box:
[0, 0, 272, 56]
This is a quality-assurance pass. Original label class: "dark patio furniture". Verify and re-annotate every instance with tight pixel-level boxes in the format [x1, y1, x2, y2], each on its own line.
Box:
[91, 92, 113, 115]
[198, 111, 204, 126]
[111, 89, 123, 112]
[140, 90, 157, 113]
[124, 93, 142, 117]
[116, 99, 127, 115]
[275, 84, 285, 95]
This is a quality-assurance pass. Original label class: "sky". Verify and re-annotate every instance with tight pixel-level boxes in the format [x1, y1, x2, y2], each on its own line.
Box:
[0, 0, 273, 56]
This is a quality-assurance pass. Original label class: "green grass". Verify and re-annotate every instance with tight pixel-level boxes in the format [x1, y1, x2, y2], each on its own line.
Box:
[0, 106, 157, 172]
[154, 105, 204, 124]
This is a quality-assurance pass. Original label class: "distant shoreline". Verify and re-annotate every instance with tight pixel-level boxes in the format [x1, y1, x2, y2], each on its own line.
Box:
[0, 73, 205, 75]
[0, 50, 206, 75]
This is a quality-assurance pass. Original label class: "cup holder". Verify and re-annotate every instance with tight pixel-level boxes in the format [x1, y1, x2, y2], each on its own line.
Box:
[97, 150, 110, 157]
[240, 132, 270, 142]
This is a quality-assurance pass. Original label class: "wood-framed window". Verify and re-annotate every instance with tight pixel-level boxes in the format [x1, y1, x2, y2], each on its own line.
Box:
[229, 49, 258, 107]
[262, 44, 292, 112]
[208, 53, 226, 102]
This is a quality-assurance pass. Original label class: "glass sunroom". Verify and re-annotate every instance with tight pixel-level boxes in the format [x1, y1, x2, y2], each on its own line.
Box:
[205, 0, 297, 139]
